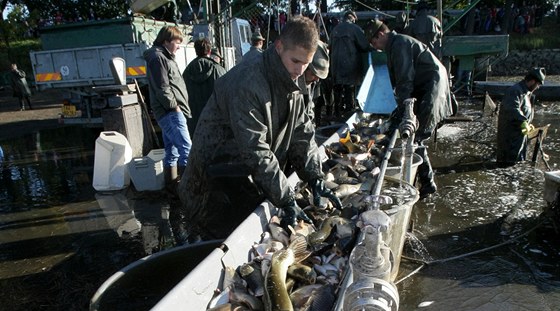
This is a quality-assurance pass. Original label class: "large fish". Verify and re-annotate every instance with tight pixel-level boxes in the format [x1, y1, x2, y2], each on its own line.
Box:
[263, 236, 309, 311]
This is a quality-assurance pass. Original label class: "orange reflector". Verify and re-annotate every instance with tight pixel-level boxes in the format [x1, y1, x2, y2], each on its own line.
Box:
[127, 66, 146, 76]
[35, 73, 62, 82]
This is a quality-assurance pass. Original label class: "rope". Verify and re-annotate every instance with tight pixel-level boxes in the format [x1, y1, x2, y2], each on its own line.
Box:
[401, 217, 546, 267]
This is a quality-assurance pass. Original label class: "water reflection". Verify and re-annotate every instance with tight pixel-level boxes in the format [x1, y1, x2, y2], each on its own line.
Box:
[0, 100, 558, 310]
[398, 101, 560, 310]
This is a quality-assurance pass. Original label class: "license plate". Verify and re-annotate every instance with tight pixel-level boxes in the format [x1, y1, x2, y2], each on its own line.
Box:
[61, 104, 77, 117]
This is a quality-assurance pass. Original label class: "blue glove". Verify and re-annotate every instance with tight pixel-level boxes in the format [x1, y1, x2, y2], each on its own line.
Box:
[280, 198, 312, 230]
[310, 178, 343, 209]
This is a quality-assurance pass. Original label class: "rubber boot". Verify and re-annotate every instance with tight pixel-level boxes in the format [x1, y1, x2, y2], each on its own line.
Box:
[164, 166, 178, 196]
[177, 166, 186, 183]
[415, 146, 437, 199]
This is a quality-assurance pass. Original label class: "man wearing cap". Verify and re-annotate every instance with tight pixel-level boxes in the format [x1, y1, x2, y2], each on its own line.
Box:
[242, 27, 265, 63]
[178, 17, 342, 241]
[496, 67, 546, 166]
[366, 20, 453, 199]
[303, 41, 330, 125]
[329, 10, 372, 114]
[182, 37, 226, 135]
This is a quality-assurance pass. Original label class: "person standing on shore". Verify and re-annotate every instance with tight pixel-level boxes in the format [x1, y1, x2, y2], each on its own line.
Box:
[182, 37, 226, 135]
[10, 64, 33, 111]
[496, 67, 545, 167]
[329, 10, 372, 114]
[144, 26, 192, 194]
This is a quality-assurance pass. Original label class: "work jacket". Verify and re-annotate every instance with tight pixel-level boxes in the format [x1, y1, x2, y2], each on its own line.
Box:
[183, 56, 226, 134]
[144, 45, 191, 121]
[496, 81, 534, 163]
[409, 10, 443, 59]
[178, 46, 323, 236]
[10, 69, 31, 98]
[385, 31, 452, 140]
[329, 21, 371, 86]
[241, 46, 263, 63]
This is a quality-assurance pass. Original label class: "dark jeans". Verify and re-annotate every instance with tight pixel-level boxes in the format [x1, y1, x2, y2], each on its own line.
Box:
[333, 84, 355, 114]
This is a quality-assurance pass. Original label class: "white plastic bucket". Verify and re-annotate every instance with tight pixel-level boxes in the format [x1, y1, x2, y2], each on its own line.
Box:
[128, 149, 165, 191]
[93, 131, 132, 191]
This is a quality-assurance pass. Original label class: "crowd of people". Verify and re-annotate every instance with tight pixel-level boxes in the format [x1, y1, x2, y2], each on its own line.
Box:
[31, 2, 538, 243]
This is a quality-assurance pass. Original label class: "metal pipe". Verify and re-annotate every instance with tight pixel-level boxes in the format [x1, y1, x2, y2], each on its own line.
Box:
[370, 129, 399, 208]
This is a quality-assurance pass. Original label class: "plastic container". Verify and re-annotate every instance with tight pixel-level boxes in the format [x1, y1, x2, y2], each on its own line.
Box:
[93, 131, 132, 191]
[128, 149, 165, 191]
[385, 149, 423, 185]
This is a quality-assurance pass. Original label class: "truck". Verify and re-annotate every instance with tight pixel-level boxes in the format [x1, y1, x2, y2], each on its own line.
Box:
[29, 1, 251, 126]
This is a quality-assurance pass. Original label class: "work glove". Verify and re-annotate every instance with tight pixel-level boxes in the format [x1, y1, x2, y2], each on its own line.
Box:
[521, 121, 535, 136]
[280, 197, 312, 230]
[309, 178, 343, 210]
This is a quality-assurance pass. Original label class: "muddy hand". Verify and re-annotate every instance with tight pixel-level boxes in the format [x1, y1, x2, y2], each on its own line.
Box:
[310, 178, 343, 209]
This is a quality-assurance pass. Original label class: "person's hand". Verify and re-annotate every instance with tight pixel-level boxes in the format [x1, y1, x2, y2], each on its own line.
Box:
[521, 121, 535, 135]
[280, 198, 312, 230]
[309, 178, 343, 210]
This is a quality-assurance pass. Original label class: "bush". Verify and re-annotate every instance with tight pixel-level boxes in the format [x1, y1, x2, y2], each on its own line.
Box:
[509, 16, 560, 50]
[0, 39, 41, 86]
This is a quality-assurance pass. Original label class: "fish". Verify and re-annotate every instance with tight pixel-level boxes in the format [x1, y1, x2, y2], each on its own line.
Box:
[229, 286, 264, 310]
[263, 235, 309, 311]
[307, 216, 351, 247]
[268, 217, 290, 247]
[289, 284, 323, 309]
[206, 302, 251, 311]
[333, 183, 362, 199]
[287, 263, 317, 285]
[238, 262, 265, 297]
[303, 284, 336, 311]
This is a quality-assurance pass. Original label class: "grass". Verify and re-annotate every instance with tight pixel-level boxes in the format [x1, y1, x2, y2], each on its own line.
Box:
[509, 16, 560, 50]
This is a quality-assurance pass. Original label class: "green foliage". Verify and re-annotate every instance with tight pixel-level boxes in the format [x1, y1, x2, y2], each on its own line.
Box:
[0, 38, 39, 85]
[509, 16, 560, 50]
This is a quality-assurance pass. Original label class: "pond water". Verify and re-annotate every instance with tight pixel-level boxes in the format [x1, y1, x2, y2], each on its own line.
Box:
[0, 97, 558, 310]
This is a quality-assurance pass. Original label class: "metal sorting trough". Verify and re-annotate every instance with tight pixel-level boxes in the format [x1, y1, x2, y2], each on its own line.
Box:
[147, 113, 420, 310]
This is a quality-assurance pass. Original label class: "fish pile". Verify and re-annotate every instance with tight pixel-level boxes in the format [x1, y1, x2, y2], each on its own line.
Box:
[206, 116, 403, 311]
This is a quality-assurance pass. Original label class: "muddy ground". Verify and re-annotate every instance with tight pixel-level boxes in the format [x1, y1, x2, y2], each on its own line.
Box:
[0, 88, 65, 140]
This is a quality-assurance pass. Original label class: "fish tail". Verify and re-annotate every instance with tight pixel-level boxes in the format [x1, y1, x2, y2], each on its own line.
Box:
[288, 235, 311, 263]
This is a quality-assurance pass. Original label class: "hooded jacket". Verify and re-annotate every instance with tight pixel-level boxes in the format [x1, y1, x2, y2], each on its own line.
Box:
[385, 31, 452, 139]
[329, 20, 371, 85]
[178, 45, 323, 227]
[183, 56, 226, 133]
[496, 80, 534, 163]
[409, 9, 443, 58]
[143, 44, 191, 120]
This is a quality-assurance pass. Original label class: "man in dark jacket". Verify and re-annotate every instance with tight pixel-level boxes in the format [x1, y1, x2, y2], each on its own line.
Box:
[496, 67, 545, 167]
[366, 20, 453, 199]
[10, 64, 32, 111]
[242, 28, 265, 63]
[178, 16, 341, 240]
[182, 38, 226, 135]
[408, 1, 443, 59]
[329, 11, 371, 114]
[144, 26, 192, 192]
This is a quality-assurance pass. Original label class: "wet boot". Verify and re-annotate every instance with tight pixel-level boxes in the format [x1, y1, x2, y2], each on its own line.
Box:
[164, 166, 178, 197]
[415, 146, 437, 199]
[333, 84, 343, 116]
[177, 166, 186, 183]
